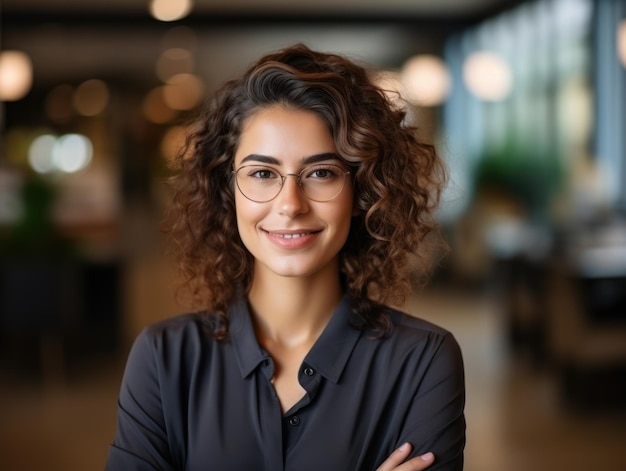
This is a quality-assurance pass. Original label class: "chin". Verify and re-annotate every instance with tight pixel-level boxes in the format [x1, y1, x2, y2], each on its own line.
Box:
[259, 257, 335, 280]
[268, 266, 315, 278]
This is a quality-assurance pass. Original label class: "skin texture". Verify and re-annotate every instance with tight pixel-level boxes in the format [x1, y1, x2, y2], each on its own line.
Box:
[234, 105, 354, 284]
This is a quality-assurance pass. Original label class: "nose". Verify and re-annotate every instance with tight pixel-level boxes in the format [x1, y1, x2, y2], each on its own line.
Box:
[275, 174, 308, 216]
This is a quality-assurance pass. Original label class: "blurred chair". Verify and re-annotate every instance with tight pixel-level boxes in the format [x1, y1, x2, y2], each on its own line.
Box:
[0, 258, 121, 384]
[546, 247, 626, 410]
[0, 258, 78, 383]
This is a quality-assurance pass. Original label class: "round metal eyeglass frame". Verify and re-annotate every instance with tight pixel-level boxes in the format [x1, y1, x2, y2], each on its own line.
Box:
[232, 164, 351, 203]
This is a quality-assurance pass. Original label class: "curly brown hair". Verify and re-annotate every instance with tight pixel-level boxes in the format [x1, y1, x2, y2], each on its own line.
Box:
[164, 43, 447, 339]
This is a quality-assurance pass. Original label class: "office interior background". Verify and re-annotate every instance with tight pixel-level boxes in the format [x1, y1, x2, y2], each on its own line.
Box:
[1, 0, 625, 469]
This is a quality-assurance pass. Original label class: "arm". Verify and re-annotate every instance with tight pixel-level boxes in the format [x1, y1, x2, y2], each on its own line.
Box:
[104, 329, 176, 471]
[397, 332, 466, 470]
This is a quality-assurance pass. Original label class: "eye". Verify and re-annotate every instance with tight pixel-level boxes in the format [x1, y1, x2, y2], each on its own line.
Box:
[304, 165, 342, 180]
[247, 167, 277, 179]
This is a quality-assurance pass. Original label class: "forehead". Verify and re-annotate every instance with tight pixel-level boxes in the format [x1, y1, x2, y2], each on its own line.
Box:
[234, 105, 336, 166]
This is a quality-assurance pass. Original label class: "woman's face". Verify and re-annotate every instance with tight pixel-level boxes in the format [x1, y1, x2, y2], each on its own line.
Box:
[233, 105, 354, 283]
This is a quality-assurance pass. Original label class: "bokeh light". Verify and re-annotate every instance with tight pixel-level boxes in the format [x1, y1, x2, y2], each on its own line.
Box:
[142, 86, 178, 123]
[53, 134, 93, 173]
[462, 51, 513, 101]
[150, 0, 193, 22]
[162, 73, 204, 110]
[400, 54, 451, 106]
[0, 50, 33, 101]
[28, 134, 57, 174]
[27, 133, 93, 174]
[156, 48, 194, 82]
[73, 79, 110, 117]
[160, 125, 187, 163]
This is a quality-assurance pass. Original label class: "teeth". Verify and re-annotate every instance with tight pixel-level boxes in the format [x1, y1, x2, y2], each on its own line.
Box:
[272, 232, 308, 239]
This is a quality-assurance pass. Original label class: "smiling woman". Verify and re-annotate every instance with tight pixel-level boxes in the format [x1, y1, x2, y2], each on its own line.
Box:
[105, 44, 465, 471]
[232, 106, 354, 285]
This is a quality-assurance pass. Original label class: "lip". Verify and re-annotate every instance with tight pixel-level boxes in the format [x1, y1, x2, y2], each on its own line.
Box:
[263, 229, 321, 249]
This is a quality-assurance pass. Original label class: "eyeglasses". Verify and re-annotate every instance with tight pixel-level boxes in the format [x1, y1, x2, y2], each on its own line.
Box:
[232, 164, 350, 203]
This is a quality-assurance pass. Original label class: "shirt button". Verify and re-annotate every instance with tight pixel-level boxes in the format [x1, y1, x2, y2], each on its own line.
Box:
[288, 416, 300, 426]
[303, 367, 315, 376]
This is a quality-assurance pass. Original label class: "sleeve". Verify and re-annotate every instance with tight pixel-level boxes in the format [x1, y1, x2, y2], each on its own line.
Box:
[400, 332, 466, 471]
[104, 328, 177, 471]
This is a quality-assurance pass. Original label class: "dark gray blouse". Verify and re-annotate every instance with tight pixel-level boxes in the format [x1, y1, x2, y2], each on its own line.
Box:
[105, 295, 465, 470]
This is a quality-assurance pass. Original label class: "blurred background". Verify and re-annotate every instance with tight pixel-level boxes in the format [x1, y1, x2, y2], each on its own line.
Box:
[1, 0, 626, 470]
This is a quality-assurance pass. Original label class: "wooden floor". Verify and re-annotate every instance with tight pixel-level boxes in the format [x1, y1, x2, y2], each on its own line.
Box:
[1, 286, 625, 471]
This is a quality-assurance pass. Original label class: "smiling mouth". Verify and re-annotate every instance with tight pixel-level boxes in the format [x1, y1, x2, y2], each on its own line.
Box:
[267, 231, 315, 239]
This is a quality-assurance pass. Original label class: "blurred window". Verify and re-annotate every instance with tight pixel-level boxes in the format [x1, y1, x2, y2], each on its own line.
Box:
[593, 0, 626, 212]
[441, 0, 594, 220]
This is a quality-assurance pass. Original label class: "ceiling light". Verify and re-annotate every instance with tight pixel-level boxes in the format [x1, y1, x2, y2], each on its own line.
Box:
[150, 0, 193, 22]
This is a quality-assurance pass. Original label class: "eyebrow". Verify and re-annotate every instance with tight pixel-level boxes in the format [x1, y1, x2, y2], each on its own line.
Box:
[239, 152, 341, 166]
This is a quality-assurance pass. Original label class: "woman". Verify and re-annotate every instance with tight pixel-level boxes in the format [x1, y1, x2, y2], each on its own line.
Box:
[105, 44, 465, 471]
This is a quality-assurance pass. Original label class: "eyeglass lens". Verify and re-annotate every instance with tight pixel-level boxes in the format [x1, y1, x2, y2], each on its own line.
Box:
[234, 164, 348, 202]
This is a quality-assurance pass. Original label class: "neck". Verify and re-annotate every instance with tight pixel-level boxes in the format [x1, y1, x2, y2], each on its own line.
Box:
[247, 268, 342, 347]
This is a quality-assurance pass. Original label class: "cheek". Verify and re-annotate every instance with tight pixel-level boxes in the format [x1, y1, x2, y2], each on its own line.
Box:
[234, 194, 264, 245]
[234, 195, 252, 230]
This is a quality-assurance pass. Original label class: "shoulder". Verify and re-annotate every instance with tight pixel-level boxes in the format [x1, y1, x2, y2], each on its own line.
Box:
[381, 306, 463, 365]
[387, 306, 451, 337]
[131, 312, 221, 360]
[140, 312, 207, 341]
[385, 305, 454, 344]
[122, 312, 232, 388]
[369, 307, 466, 392]
[145, 311, 209, 333]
